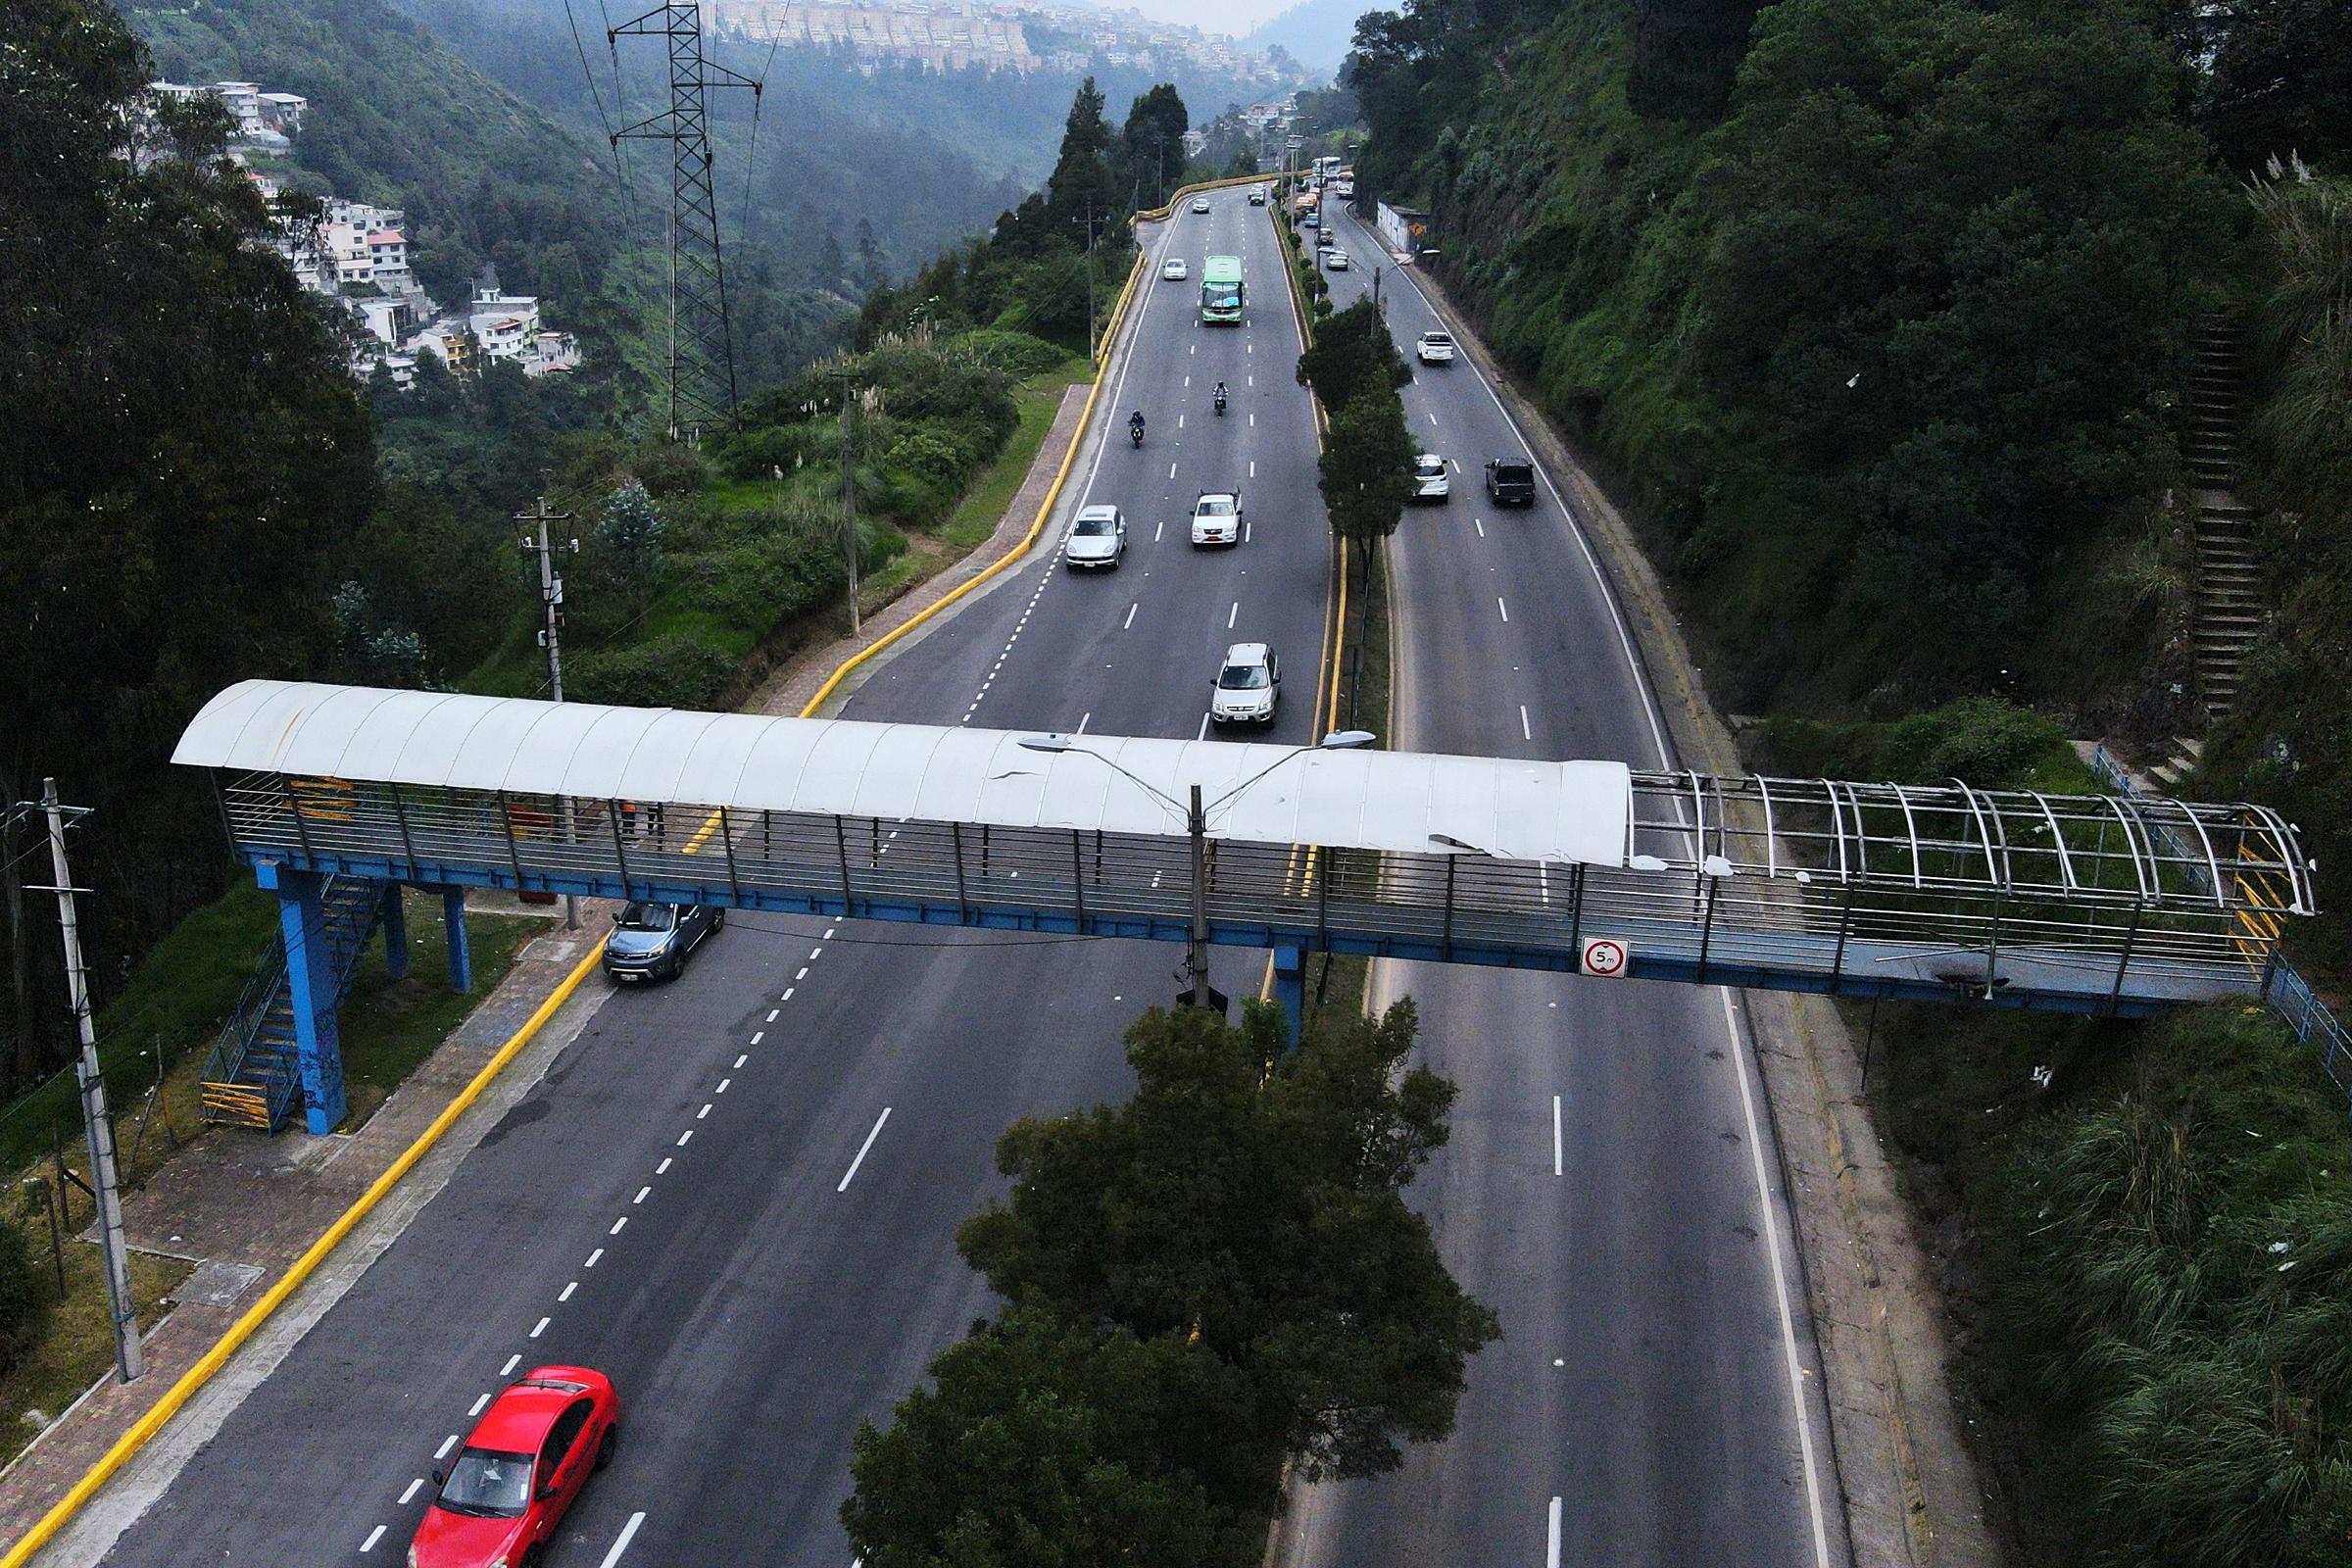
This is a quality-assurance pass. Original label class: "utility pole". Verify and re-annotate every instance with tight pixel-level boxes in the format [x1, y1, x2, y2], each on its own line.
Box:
[518, 499, 580, 929]
[837, 372, 860, 636]
[1072, 202, 1102, 361]
[1185, 783, 1212, 1009]
[30, 784, 143, 1383]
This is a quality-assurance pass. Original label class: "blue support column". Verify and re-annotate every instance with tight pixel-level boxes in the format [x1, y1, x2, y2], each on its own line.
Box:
[258, 862, 347, 1135]
[1272, 943, 1305, 1053]
[443, 886, 472, 993]
[381, 883, 410, 982]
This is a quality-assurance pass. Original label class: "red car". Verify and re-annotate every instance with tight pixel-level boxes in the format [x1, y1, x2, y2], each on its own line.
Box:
[410, 1366, 619, 1568]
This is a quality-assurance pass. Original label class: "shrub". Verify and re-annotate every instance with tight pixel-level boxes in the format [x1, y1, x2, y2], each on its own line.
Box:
[0, 1220, 40, 1373]
[565, 631, 737, 709]
[677, 532, 850, 635]
[629, 442, 708, 498]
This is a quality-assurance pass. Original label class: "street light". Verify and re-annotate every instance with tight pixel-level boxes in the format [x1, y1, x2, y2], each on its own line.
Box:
[1019, 729, 1376, 1010]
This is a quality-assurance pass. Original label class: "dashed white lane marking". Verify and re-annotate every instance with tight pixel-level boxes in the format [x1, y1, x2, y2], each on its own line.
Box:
[717, 1078, 732, 1094]
[1521, 705, 1533, 741]
[469, 1392, 491, 1416]
[1168, 462, 1178, 480]
[1077, 711, 1092, 733]
[1178, 414, 1186, 429]
[1197, 712, 1211, 740]
[732, 1054, 747, 1068]
[838, 1106, 894, 1193]
[675, 1129, 692, 1147]
[400, 1478, 425, 1505]
[697, 1102, 712, 1119]
[434, 1434, 459, 1460]
[596, 1513, 649, 1568]
[633, 1185, 652, 1203]
[501, 1351, 521, 1375]
[531, 1316, 551, 1339]
[585, 1249, 605, 1268]
[824, 926, 837, 938]
[1228, 601, 1240, 628]
[362, 1525, 387, 1553]
[610, 1216, 628, 1235]
[809, 946, 823, 959]
[1250, 460, 1255, 477]
[1475, 517, 1486, 537]
[782, 988, 794, 1001]
[1497, 597, 1510, 622]
[749, 1031, 762, 1045]
[1250, 412, 1255, 426]
[1427, 411, 1438, 425]
[1547, 1496, 1562, 1568]
[796, 966, 809, 981]
[560, 1281, 577, 1301]
[765, 1008, 779, 1023]
[1553, 1096, 1564, 1176]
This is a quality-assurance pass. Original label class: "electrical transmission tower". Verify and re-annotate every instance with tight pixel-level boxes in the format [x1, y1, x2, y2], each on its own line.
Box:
[610, 4, 760, 440]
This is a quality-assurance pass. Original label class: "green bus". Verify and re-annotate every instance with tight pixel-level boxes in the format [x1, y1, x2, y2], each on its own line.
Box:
[1199, 255, 1245, 325]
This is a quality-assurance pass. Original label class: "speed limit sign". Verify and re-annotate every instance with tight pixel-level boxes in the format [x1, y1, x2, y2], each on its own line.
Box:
[1580, 938, 1629, 978]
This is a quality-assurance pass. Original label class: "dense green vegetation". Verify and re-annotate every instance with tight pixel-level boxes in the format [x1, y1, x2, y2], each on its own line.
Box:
[1, 0, 373, 1086]
[2203, 165, 2352, 968]
[844, 1002, 1494, 1564]
[1351, 0, 2233, 720]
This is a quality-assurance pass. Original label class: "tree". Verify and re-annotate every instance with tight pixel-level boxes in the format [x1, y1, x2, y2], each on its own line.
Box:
[1, 0, 372, 1080]
[842, 1308, 1269, 1568]
[2201, 0, 2352, 175]
[855, 218, 887, 292]
[1626, 0, 1765, 122]
[1321, 388, 1415, 568]
[1047, 77, 1120, 237]
[1121, 83, 1191, 209]
[1297, 298, 1411, 410]
[958, 1000, 1497, 1480]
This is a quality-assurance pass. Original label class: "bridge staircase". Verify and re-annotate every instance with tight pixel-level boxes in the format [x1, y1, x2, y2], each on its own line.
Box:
[200, 876, 385, 1132]
[2183, 315, 2267, 720]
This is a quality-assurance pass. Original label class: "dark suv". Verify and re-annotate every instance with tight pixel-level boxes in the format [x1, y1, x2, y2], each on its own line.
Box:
[1485, 459, 1537, 507]
[603, 900, 724, 983]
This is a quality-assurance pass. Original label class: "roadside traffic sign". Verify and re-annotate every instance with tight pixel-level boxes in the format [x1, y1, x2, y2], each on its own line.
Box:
[1580, 938, 1629, 978]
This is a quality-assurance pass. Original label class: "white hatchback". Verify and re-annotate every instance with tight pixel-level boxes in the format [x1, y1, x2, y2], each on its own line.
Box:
[1162, 257, 1189, 281]
[1412, 453, 1449, 503]
[1326, 249, 1350, 270]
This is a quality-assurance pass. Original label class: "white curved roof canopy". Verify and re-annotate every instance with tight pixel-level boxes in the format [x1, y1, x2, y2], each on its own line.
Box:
[174, 681, 1636, 867]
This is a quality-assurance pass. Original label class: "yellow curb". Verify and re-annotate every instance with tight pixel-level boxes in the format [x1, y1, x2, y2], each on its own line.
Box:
[0, 937, 609, 1568]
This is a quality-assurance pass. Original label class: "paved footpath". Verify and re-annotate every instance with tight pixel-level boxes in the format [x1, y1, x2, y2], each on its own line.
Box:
[0, 900, 616, 1556]
[750, 381, 1093, 720]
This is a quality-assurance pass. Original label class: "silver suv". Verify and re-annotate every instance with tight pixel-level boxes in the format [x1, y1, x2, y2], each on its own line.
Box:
[1209, 642, 1280, 726]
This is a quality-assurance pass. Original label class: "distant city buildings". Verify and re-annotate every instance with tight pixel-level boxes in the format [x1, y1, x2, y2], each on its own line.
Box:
[145, 76, 584, 392]
[706, 0, 1293, 81]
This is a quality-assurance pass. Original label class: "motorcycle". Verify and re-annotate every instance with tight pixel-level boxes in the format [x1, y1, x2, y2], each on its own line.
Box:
[1213, 392, 1228, 416]
[1130, 421, 1146, 448]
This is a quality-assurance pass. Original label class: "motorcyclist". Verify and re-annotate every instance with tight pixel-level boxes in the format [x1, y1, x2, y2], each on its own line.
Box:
[1129, 410, 1146, 444]
[1212, 381, 1228, 414]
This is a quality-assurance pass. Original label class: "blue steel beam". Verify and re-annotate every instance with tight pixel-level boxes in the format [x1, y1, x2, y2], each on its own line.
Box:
[234, 844, 2195, 1019]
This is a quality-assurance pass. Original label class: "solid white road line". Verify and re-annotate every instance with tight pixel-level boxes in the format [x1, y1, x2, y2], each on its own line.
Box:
[1546, 1496, 1562, 1568]
[838, 1106, 894, 1193]
[362, 1525, 387, 1553]
[400, 1478, 425, 1505]
[596, 1513, 649, 1568]
[1722, 990, 1835, 1568]
[1552, 1096, 1563, 1176]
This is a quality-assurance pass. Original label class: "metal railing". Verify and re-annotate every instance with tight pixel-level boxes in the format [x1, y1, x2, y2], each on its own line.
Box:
[2089, 745, 2350, 1108]
[204, 768, 2309, 1014]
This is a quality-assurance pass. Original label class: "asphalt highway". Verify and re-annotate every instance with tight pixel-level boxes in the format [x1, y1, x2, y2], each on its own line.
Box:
[1280, 201, 1842, 1568]
[86, 186, 1334, 1567]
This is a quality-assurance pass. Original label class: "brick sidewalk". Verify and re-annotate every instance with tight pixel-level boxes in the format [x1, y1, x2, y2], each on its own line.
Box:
[0, 908, 614, 1555]
[749, 381, 1094, 719]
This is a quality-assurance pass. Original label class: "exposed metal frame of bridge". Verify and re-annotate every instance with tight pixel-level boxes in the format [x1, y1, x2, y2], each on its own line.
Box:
[174, 684, 2316, 1131]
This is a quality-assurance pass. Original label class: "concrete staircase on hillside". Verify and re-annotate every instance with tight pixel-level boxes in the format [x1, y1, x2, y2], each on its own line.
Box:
[2182, 317, 2266, 720]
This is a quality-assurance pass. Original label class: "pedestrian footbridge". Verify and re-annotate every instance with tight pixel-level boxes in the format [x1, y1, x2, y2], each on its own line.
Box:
[174, 681, 2314, 1131]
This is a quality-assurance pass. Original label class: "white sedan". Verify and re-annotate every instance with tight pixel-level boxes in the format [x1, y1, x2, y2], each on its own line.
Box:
[1162, 257, 1190, 281]
[1325, 249, 1350, 270]
[1191, 197, 1211, 214]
